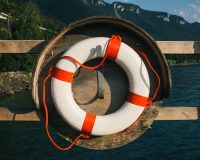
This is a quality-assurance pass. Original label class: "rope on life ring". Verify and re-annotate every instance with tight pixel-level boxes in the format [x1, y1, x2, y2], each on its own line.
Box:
[42, 35, 160, 150]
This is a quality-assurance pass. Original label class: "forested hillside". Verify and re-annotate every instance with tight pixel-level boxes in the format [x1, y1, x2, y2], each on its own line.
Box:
[31, 0, 200, 41]
[0, 0, 64, 71]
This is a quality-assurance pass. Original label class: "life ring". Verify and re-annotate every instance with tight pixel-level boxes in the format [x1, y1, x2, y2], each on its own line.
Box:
[51, 35, 152, 136]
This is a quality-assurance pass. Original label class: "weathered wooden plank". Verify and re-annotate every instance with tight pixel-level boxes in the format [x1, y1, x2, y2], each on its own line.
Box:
[0, 107, 199, 121]
[0, 108, 40, 121]
[0, 40, 200, 54]
[0, 40, 46, 54]
[155, 107, 199, 120]
[157, 41, 200, 54]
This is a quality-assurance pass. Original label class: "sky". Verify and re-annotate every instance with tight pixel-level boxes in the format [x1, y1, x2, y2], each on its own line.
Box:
[104, 0, 200, 23]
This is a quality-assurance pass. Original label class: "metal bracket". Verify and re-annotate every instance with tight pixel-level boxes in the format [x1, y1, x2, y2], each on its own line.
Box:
[96, 45, 104, 99]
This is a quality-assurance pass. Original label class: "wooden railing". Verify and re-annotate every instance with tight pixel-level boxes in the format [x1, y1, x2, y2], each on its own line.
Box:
[0, 40, 200, 54]
[0, 107, 199, 121]
[0, 40, 200, 121]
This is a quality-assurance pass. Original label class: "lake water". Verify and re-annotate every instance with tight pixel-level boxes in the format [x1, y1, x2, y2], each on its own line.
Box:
[0, 64, 200, 160]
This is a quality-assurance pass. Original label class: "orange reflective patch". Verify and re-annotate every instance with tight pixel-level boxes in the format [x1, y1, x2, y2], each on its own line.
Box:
[128, 92, 152, 108]
[106, 35, 122, 60]
[52, 67, 74, 83]
[81, 113, 96, 134]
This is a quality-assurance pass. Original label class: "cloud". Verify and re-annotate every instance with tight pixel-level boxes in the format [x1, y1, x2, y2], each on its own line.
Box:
[178, 10, 186, 17]
[189, 3, 200, 13]
[189, 2, 200, 22]
[192, 13, 200, 22]
[178, 2, 200, 22]
[122, 0, 130, 2]
[178, 8, 190, 21]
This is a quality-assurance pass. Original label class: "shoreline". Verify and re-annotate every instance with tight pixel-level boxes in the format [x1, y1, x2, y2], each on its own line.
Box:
[169, 62, 200, 66]
[0, 71, 32, 99]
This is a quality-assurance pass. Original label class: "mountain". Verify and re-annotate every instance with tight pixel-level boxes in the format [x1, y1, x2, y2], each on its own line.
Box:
[2, 0, 200, 40]
[0, 0, 199, 71]
[27, 0, 200, 41]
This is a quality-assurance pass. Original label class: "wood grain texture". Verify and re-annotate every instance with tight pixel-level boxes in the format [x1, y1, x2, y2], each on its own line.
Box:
[0, 40, 200, 54]
[0, 40, 46, 54]
[0, 108, 40, 121]
[0, 107, 198, 121]
[157, 41, 200, 54]
[155, 107, 199, 120]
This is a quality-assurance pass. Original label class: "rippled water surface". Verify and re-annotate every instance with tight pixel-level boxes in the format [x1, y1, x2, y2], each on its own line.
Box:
[0, 64, 200, 160]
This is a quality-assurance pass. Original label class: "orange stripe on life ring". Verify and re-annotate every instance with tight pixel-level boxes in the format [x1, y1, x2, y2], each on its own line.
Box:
[52, 67, 74, 83]
[81, 113, 96, 134]
[106, 35, 122, 60]
[128, 92, 152, 108]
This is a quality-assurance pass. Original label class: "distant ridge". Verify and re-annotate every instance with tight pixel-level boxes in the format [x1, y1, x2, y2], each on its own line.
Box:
[29, 0, 200, 40]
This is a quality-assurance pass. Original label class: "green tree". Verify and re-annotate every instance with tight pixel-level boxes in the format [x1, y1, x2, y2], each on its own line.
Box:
[12, 1, 44, 40]
[0, 0, 64, 72]
[1, 1, 44, 72]
[0, 27, 11, 39]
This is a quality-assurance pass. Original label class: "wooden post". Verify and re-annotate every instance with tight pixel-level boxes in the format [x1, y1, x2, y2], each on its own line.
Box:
[96, 45, 104, 99]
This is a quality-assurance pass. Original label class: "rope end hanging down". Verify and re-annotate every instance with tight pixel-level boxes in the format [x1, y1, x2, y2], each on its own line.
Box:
[42, 68, 89, 151]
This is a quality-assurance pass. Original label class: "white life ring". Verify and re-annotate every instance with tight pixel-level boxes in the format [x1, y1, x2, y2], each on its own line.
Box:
[51, 36, 151, 136]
